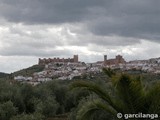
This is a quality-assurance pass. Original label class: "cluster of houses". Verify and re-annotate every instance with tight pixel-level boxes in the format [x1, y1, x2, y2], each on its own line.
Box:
[14, 62, 102, 85]
[124, 58, 160, 73]
[14, 55, 160, 85]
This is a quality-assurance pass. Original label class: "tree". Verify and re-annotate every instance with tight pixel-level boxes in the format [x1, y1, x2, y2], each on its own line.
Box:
[35, 96, 59, 117]
[70, 68, 160, 120]
[0, 101, 17, 120]
[20, 84, 35, 113]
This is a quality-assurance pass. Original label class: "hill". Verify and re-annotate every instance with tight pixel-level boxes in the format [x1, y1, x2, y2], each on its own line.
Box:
[12, 64, 45, 77]
[0, 72, 10, 78]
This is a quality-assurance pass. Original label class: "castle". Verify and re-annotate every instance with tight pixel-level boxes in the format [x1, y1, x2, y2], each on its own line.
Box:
[103, 55, 126, 65]
[38, 55, 78, 65]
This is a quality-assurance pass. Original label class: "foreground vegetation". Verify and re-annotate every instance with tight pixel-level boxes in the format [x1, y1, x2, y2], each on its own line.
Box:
[0, 69, 160, 120]
[71, 69, 160, 120]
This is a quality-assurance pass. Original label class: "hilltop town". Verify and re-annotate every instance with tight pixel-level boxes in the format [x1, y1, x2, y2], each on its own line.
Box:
[14, 55, 160, 85]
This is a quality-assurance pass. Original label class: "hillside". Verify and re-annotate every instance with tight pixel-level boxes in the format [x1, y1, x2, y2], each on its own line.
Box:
[0, 72, 10, 78]
[12, 64, 45, 77]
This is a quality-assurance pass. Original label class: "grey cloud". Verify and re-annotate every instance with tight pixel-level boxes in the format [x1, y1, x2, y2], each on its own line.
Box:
[88, 0, 160, 42]
[0, 24, 77, 57]
[0, 44, 73, 57]
[0, 0, 160, 43]
[89, 15, 160, 41]
[0, 0, 160, 60]
[64, 33, 141, 47]
[0, 24, 65, 50]
[0, 23, 142, 58]
[0, 0, 107, 24]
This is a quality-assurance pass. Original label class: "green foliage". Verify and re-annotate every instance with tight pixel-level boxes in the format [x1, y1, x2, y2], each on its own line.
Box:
[13, 64, 45, 76]
[71, 68, 160, 120]
[0, 68, 160, 120]
[0, 79, 75, 119]
[35, 96, 59, 117]
[103, 68, 116, 78]
[20, 84, 35, 113]
[76, 98, 116, 120]
[0, 101, 17, 120]
[0, 72, 9, 78]
[11, 113, 45, 120]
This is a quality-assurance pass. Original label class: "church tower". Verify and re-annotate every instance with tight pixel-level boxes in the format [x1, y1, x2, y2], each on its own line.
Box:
[73, 55, 78, 62]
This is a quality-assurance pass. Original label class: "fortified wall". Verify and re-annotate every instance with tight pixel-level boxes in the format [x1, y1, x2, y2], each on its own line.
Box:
[38, 55, 78, 65]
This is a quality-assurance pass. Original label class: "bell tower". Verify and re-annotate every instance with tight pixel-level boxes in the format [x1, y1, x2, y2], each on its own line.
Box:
[73, 55, 78, 62]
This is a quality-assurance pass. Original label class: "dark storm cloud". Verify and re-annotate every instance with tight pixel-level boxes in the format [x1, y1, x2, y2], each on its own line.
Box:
[0, 0, 107, 24]
[0, 0, 160, 49]
[88, 0, 160, 42]
[0, 0, 160, 41]
[0, 0, 160, 42]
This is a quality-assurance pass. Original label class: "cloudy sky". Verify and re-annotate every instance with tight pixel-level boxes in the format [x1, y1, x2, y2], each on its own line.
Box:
[0, 0, 160, 73]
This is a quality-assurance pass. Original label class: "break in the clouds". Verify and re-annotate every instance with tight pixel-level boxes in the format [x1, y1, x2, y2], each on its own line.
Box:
[0, 0, 160, 72]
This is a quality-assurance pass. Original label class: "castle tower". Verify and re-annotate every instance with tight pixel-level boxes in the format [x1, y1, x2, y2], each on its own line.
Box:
[38, 58, 41, 65]
[73, 55, 78, 62]
[104, 55, 107, 62]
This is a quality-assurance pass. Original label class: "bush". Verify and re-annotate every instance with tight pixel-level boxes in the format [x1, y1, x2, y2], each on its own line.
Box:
[0, 101, 17, 120]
